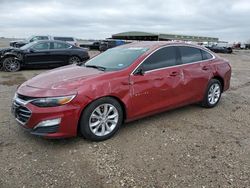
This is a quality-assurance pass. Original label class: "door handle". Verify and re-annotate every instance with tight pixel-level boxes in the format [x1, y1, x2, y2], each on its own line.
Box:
[169, 71, 179, 76]
[202, 66, 209, 71]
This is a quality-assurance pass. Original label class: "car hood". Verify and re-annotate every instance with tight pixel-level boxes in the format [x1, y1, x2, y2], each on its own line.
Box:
[0, 47, 21, 54]
[19, 65, 104, 95]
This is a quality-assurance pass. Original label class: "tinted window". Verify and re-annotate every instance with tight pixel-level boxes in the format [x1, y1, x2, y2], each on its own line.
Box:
[54, 37, 74, 41]
[33, 42, 50, 50]
[201, 50, 213, 60]
[142, 47, 177, 71]
[51, 42, 71, 49]
[85, 47, 148, 71]
[179, 46, 202, 64]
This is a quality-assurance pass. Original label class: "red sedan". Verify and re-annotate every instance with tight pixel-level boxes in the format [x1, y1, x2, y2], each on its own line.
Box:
[12, 42, 231, 141]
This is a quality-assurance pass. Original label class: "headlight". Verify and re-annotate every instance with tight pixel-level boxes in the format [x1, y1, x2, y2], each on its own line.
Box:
[31, 95, 76, 107]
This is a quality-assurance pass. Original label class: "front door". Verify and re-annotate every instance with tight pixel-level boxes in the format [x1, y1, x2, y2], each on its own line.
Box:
[24, 42, 51, 65]
[129, 46, 185, 118]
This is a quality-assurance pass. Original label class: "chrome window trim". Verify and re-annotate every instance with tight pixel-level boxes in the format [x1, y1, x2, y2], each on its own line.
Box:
[131, 44, 215, 75]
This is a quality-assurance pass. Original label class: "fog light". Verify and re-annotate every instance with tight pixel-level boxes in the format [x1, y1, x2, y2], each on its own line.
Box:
[34, 118, 61, 129]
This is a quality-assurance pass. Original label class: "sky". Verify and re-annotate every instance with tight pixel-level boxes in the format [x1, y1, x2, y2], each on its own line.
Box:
[0, 0, 250, 43]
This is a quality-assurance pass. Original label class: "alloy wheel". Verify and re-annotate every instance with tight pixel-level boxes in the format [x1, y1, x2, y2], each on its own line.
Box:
[208, 83, 221, 105]
[4, 58, 20, 72]
[89, 104, 119, 137]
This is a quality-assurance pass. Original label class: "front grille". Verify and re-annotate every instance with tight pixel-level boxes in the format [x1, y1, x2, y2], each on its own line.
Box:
[17, 94, 37, 101]
[12, 101, 31, 125]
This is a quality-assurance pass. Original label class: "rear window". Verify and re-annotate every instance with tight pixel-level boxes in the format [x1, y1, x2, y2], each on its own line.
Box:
[179, 46, 202, 64]
[54, 37, 74, 41]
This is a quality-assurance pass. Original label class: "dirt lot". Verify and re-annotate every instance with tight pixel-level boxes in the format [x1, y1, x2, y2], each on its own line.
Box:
[0, 41, 250, 187]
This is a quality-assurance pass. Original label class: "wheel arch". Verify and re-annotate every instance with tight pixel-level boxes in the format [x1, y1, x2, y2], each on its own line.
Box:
[69, 55, 82, 60]
[2, 54, 19, 59]
[76, 95, 127, 136]
[212, 75, 224, 91]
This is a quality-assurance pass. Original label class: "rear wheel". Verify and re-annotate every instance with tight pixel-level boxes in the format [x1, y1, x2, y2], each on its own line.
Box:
[202, 79, 222, 108]
[3, 57, 21, 72]
[69, 56, 81, 64]
[79, 97, 123, 141]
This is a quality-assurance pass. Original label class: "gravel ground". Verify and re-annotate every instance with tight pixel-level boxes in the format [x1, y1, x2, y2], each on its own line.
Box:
[0, 47, 250, 187]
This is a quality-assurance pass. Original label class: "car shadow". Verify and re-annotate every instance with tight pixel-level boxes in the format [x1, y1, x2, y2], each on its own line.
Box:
[18, 103, 203, 146]
[120, 103, 202, 132]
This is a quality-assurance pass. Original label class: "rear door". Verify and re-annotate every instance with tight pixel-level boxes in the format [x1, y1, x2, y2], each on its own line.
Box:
[49, 42, 71, 65]
[129, 46, 186, 118]
[177, 46, 214, 102]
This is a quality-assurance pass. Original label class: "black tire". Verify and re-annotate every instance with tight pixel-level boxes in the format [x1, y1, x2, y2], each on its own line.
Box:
[79, 97, 123, 141]
[68, 56, 81, 64]
[202, 79, 222, 108]
[3, 57, 21, 72]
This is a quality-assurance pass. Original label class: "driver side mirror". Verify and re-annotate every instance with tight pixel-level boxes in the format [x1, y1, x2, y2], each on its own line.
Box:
[134, 67, 145, 76]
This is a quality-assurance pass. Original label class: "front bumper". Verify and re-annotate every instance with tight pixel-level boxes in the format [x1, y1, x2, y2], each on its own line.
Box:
[12, 97, 82, 138]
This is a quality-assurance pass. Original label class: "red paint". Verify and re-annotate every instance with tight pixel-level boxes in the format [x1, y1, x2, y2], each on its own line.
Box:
[16, 42, 231, 138]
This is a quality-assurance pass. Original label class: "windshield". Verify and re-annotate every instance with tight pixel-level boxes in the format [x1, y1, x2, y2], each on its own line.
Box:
[26, 36, 34, 42]
[20, 41, 37, 50]
[84, 47, 148, 71]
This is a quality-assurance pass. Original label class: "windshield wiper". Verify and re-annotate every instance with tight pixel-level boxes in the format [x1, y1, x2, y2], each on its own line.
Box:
[85, 65, 106, 71]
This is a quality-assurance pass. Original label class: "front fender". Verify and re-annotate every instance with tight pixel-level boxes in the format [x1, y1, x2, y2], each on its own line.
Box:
[1, 53, 22, 62]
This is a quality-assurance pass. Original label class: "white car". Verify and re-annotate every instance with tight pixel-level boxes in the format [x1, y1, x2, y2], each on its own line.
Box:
[10, 35, 79, 48]
[52, 36, 79, 47]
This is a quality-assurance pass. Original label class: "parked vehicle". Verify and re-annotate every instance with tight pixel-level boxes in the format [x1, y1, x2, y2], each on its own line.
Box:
[53, 36, 79, 47]
[99, 40, 126, 51]
[10, 35, 50, 48]
[10, 35, 79, 48]
[80, 41, 101, 50]
[12, 41, 231, 141]
[206, 45, 233, 54]
[1, 40, 89, 72]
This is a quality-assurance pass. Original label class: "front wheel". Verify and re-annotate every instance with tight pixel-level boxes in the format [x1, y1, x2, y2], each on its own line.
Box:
[79, 97, 123, 141]
[202, 79, 222, 108]
[3, 57, 21, 72]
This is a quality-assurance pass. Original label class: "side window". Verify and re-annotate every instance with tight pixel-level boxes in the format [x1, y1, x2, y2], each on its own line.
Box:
[201, 50, 213, 60]
[52, 42, 71, 49]
[179, 46, 202, 64]
[33, 42, 50, 50]
[142, 47, 177, 71]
